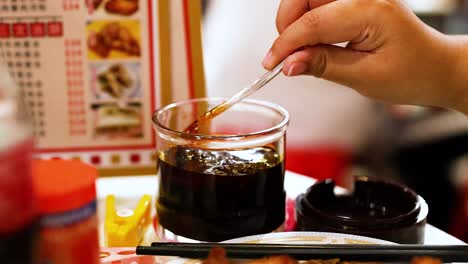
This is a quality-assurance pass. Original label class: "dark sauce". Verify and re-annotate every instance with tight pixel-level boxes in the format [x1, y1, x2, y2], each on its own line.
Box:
[156, 146, 285, 242]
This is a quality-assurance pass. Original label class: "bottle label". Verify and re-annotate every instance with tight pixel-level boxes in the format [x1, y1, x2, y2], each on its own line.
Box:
[40, 201, 96, 228]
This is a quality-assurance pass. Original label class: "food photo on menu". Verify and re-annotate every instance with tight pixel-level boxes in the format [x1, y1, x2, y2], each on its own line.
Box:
[0, 0, 468, 264]
[98, 63, 134, 98]
[91, 102, 143, 139]
[90, 62, 141, 100]
[87, 20, 141, 59]
[88, 0, 140, 16]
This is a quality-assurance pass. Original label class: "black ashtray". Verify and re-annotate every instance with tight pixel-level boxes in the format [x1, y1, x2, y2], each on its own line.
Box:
[295, 176, 428, 244]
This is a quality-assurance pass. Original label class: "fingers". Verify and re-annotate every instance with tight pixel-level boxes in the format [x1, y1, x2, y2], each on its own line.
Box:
[281, 45, 371, 87]
[308, 0, 337, 9]
[276, 0, 309, 33]
[264, 0, 366, 70]
[276, 0, 336, 33]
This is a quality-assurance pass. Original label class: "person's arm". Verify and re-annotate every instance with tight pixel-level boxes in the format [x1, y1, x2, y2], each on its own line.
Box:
[263, 0, 468, 115]
[450, 36, 468, 114]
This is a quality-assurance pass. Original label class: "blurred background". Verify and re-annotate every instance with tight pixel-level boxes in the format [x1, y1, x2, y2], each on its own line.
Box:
[200, 0, 468, 242]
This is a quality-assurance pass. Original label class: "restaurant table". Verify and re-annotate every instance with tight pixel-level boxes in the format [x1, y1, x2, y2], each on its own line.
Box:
[96, 171, 466, 246]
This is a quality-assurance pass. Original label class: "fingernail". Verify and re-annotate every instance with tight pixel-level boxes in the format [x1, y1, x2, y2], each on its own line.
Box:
[287, 62, 308, 77]
[262, 50, 274, 69]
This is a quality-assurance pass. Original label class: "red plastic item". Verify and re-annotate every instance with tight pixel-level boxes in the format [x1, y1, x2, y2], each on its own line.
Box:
[286, 147, 351, 187]
[33, 159, 97, 214]
[285, 198, 297, 232]
[33, 160, 100, 264]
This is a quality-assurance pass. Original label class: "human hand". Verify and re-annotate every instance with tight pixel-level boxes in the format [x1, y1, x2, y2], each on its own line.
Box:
[263, 0, 468, 112]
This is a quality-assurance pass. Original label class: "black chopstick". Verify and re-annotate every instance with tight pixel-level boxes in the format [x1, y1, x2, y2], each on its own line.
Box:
[137, 243, 468, 262]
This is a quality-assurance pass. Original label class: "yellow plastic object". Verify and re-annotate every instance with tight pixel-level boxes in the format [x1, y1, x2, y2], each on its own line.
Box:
[104, 194, 152, 247]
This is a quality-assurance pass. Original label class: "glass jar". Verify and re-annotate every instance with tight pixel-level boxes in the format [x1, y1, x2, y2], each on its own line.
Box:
[153, 98, 289, 242]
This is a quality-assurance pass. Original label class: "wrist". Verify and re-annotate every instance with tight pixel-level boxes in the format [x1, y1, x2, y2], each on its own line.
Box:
[445, 35, 468, 115]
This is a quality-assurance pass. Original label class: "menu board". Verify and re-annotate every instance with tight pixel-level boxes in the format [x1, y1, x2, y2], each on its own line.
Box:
[0, 0, 206, 175]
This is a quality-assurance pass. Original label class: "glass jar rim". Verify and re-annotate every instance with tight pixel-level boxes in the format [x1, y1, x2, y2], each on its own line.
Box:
[152, 97, 289, 140]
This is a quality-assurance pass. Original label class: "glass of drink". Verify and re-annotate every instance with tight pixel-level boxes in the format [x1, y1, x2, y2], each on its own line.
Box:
[153, 98, 289, 242]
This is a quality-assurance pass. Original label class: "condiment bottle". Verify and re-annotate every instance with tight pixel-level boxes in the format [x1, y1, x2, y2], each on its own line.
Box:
[0, 57, 38, 263]
[33, 160, 100, 264]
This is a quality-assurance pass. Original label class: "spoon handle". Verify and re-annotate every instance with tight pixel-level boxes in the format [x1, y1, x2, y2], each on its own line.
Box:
[183, 63, 284, 133]
[222, 62, 284, 107]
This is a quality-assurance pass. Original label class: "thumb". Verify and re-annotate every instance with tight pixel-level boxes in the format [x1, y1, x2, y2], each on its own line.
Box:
[283, 45, 371, 85]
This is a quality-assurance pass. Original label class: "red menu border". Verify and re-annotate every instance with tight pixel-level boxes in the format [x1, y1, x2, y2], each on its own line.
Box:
[183, 0, 195, 99]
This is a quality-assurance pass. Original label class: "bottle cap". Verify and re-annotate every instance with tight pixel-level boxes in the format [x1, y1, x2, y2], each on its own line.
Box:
[33, 160, 97, 214]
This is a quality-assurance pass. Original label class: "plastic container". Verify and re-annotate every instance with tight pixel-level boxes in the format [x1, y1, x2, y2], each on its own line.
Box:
[104, 194, 152, 247]
[0, 57, 38, 263]
[295, 176, 428, 244]
[33, 160, 100, 264]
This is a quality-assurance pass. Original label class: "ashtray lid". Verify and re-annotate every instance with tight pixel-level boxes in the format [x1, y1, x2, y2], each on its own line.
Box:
[296, 176, 427, 230]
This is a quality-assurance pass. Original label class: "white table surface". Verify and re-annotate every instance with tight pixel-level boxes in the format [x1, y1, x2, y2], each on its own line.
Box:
[96, 171, 466, 245]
